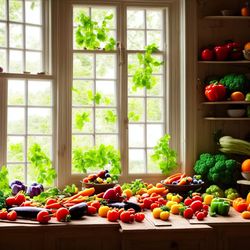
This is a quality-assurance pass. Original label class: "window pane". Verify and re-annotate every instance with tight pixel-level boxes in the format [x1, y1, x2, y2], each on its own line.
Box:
[147, 149, 161, 173]
[27, 136, 52, 158]
[28, 80, 52, 106]
[147, 30, 163, 50]
[96, 135, 118, 148]
[8, 107, 25, 134]
[0, 0, 6, 20]
[96, 80, 116, 106]
[7, 164, 25, 182]
[128, 77, 144, 96]
[72, 135, 94, 149]
[0, 49, 7, 71]
[8, 80, 25, 105]
[128, 98, 145, 122]
[25, 0, 42, 25]
[129, 124, 145, 147]
[26, 25, 42, 50]
[127, 9, 145, 29]
[147, 124, 163, 147]
[28, 108, 52, 134]
[72, 108, 93, 133]
[26, 51, 42, 73]
[9, 0, 23, 22]
[129, 149, 145, 174]
[9, 50, 23, 72]
[96, 54, 116, 79]
[147, 76, 163, 96]
[72, 80, 94, 106]
[7, 136, 25, 162]
[127, 30, 145, 50]
[147, 98, 163, 122]
[9, 23, 23, 48]
[96, 108, 117, 133]
[146, 10, 163, 29]
[73, 53, 94, 78]
[91, 7, 116, 29]
[0, 22, 6, 47]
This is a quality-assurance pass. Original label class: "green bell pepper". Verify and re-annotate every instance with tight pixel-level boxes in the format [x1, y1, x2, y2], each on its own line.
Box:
[209, 198, 230, 217]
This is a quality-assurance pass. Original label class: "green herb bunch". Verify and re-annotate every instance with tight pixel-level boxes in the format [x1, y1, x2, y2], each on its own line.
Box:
[130, 43, 163, 91]
[28, 144, 57, 186]
[75, 12, 116, 50]
[151, 134, 178, 175]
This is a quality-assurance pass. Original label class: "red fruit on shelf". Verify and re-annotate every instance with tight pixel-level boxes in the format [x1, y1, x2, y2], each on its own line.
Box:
[201, 48, 214, 61]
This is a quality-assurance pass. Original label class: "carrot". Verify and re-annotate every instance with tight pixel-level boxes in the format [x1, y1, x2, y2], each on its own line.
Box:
[62, 187, 95, 203]
[147, 187, 166, 195]
[45, 202, 63, 209]
[165, 173, 183, 184]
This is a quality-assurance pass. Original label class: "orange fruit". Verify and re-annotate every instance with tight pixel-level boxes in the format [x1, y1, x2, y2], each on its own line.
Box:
[160, 211, 170, 221]
[98, 206, 110, 218]
[242, 159, 250, 172]
[230, 91, 245, 101]
[244, 42, 250, 51]
[122, 189, 133, 199]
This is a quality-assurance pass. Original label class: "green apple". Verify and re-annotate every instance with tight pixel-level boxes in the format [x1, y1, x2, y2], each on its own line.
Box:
[245, 93, 250, 101]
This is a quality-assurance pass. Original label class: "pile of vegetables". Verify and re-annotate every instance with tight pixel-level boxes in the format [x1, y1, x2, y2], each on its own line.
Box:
[194, 153, 240, 187]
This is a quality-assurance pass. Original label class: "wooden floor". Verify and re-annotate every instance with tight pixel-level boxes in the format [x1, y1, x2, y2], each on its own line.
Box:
[0, 208, 249, 250]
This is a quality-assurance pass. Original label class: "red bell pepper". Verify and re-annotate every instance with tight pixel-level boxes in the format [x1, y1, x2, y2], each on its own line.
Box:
[205, 82, 227, 101]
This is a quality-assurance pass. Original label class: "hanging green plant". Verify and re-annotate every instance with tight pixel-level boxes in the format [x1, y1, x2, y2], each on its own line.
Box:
[129, 43, 163, 91]
[104, 110, 117, 123]
[75, 12, 116, 50]
[128, 111, 140, 122]
[75, 111, 90, 130]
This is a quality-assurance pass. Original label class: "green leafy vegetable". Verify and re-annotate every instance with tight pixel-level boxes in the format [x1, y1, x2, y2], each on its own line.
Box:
[72, 144, 121, 175]
[32, 187, 61, 204]
[63, 184, 78, 196]
[151, 134, 178, 175]
[28, 144, 57, 186]
[75, 12, 116, 50]
[129, 43, 163, 91]
[75, 111, 90, 130]
[0, 166, 11, 196]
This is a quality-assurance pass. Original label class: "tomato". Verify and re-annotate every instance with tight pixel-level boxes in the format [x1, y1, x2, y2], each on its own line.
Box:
[129, 213, 134, 222]
[87, 205, 97, 215]
[21, 201, 32, 207]
[0, 210, 8, 219]
[37, 210, 51, 224]
[190, 200, 203, 212]
[201, 48, 214, 61]
[91, 200, 101, 210]
[98, 206, 110, 218]
[120, 211, 132, 223]
[127, 208, 135, 214]
[82, 177, 89, 183]
[46, 198, 58, 206]
[5, 197, 16, 207]
[157, 198, 167, 205]
[143, 198, 153, 209]
[160, 211, 170, 221]
[134, 212, 145, 222]
[150, 202, 159, 211]
[192, 195, 202, 202]
[184, 197, 192, 206]
[118, 208, 125, 218]
[196, 211, 205, 221]
[14, 193, 26, 206]
[7, 210, 17, 221]
[107, 209, 119, 222]
[183, 208, 193, 219]
[242, 159, 250, 172]
[56, 207, 70, 222]
[152, 207, 162, 219]
[202, 204, 209, 211]
[242, 211, 250, 219]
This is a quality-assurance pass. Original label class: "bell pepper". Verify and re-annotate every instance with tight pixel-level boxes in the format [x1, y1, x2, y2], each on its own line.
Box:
[205, 82, 226, 102]
[209, 198, 230, 217]
[233, 197, 248, 213]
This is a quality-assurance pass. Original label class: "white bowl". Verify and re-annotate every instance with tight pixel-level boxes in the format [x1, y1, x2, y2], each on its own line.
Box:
[227, 109, 245, 118]
[241, 171, 250, 180]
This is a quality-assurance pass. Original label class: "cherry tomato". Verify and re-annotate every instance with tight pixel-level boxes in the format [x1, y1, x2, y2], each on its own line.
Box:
[91, 200, 101, 210]
[183, 208, 193, 219]
[190, 200, 203, 212]
[37, 210, 51, 224]
[56, 207, 70, 222]
[7, 210, 17, 221]
[184, 197, 192, 206]
[150, 202, 159, 211]
[143, 198, 153, 209]
[5, 197, 16, 207]
[202, 204, 209, 211]
[120, 211, 132, 223]
[107, 209, 119, 222]
[87, 205, 97, 215]
[0, 210, 8, 220]
[157, 198, 167, 205]
[14, 193, 26, 206]
[46, 198, 58, 206]
[134, 212, 145, 222]
[192, 195, 202, 202]
[196, 211, 205, 221]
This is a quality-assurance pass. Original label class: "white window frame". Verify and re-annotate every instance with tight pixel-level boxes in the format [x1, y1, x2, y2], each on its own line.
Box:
[55, 0, 183, 187]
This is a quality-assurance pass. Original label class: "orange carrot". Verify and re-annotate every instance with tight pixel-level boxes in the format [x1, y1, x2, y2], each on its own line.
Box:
[62, 187, 95, 203]
[147, 187, 166, 195]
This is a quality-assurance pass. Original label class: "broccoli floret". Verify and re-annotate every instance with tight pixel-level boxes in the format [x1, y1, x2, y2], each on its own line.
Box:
[220, 73, 248, 95]
[214, 154, 227, 162]
[194, 153, 215, 176]
[206, 185, 224, 197]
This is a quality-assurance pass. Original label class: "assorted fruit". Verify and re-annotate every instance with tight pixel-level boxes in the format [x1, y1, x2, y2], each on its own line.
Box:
[82, 170, 116, 184]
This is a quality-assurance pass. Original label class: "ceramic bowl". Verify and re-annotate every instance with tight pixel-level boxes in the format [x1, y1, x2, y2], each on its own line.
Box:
[227, 109, 245, 118]
[82, 182, 116, 194]
[241, 171, 250, 181]
[161, 182, 204, 193]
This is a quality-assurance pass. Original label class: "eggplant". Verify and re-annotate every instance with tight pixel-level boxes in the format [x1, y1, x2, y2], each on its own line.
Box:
[69, 202, 88, 219]
[107, 201, 141, 213]
[8, 207, 48, 219]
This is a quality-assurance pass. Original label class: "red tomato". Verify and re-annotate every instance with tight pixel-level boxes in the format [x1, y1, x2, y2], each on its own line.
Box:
[120, 211, 132, 223]
[127, 208, 135, 214]
[37, 210, 51, 224]
[91, 200, 101, 210]
[236, 202, 248, 213]
[87, 205, 97, 215]
[5, 197, 16, 207]
[157, 198, 167, 205]
[56, 207, 70, 222]
[0, 210, 8, 220]
[183, 208, 193, 219]
[196, 211, 205, 221]
[129, 213, 135, 222]
[21, 201, 32, 207]
[7, 211, 17, 221]
[150, 202, 159, 211]
[190, 200, 203, 212]
[14, 193, 26, 206]
[143, 198, 153, 209]
[201, 48, 214, 61]
[202, 204, 209, 211]
[107, 209, 119, 222]
[184, 197, 192, 206]
[82, 177, 89, 183]
[46, 198, 58, 206]
[192, 195, 202, 202]
[118, 208, 125, 218]
[134, 213, 145, 222]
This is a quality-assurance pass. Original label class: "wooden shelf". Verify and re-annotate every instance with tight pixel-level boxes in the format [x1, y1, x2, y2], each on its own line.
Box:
[202, 101, 250, 105]
[198, 60, 250, 64]
[203, 16, 250, 20]
[204, 117, 250, 121]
